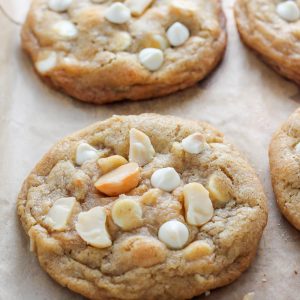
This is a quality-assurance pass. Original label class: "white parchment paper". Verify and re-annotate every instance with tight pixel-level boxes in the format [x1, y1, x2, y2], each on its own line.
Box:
[1, 0, 300, 299]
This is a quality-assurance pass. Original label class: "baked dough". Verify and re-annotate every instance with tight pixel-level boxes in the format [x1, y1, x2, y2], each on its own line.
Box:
[269, 108, 300, 230]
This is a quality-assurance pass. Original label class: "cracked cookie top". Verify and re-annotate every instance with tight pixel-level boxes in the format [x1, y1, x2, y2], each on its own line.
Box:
[21, 0, 226, 103]
[269, 108, 300, 230]
[18, 114, 267, 300]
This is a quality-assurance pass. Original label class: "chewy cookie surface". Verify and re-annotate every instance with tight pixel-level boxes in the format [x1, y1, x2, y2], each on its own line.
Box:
[18, 114, 267, 299]
[269, 108, 300, 230]
[21, 0, 226, 104]
[235, 0, 300, 85]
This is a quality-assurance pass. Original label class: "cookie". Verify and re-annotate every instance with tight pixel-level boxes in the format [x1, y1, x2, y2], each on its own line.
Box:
[269, 108, 300, 230]
[21, 0, 227, 104]
[235, 0, 300, 85]
[18, 114, 267, 299]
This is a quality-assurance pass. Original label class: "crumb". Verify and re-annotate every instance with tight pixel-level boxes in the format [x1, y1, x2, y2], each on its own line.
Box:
[294, 270, 298, 275]
[205, 291, 211, 296]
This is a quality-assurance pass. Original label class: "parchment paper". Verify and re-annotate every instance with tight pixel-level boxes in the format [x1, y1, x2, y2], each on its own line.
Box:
[1, 1, 300, 299]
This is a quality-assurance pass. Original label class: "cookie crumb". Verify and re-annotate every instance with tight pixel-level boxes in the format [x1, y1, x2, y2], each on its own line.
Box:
[243, 292, 255, 300]
[205, 291, 211, 296]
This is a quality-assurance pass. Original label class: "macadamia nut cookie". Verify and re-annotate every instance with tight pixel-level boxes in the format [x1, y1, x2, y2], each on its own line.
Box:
[269, 108, 300, 230]
[21, 0, 226, 104]
[235, 0, 300, 85]
[18, 114, 267, 299]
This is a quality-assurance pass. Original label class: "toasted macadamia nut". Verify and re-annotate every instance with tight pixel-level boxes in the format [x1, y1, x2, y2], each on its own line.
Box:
[182, 133, 206, 154]
[98, 155, 128, 174]
[105, 2, 131, 24]
[125, 0, 153, 16]
[112, 198, 143, 230]
[45, 197, 76, 231]
[207, 173, 232, 207]
[141, 188, 161, 205]
[76, 143, 98, 166]
[129, 128, 155, 166]
[75, 206, 112, 248]
[183, 241, 213, 261]
[151, 167, 181, 192]
[95, 163, 140, 196]
[183, 183, 214, 226]
[158, 219, 189, 249]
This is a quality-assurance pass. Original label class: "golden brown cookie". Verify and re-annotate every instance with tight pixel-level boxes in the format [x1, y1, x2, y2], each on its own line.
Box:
[21, 0, 227, 104]
[18, 114, 267, 299]
[269, 108, 300, 230]
[235, 0, 300, 85]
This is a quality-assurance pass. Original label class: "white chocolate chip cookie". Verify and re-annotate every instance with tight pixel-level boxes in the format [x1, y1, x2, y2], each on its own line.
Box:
[22, 0, 226, 104]
[235, 0, 300, 85]
[269, 108, 300, 230]
[18, 114, 267, 300]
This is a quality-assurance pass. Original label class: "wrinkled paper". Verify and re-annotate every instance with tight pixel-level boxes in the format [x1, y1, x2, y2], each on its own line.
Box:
[1, 0, 300, 299]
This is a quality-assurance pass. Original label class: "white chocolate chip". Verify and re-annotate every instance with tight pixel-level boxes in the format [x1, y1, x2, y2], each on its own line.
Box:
[243, 292, 255, 300]
[182, 133, 206, 154]
[276, 1, 300, 22]
[76, 143, 98, 166]
[183, 183, 214, 226]
[129, 128, 155, 167]
[35, 52, 57, 74]
[295, 142, 300, 153]
[139, 48, 164, 71]
[104, 2, 131, 24]
[207, 173, 231, 207]
[75, 206, 112, 248]
[151, 167, 181, 192]
[158, 219, 189, 249]
[45, 197, 76, 231]
[52, 20, 78, 39]
[110, 32, 132, 51]
[167, 22, 190, 47]
[125, 0, 153, 16]
[48, 0, 72, 12]
[112, 198, 143, 230]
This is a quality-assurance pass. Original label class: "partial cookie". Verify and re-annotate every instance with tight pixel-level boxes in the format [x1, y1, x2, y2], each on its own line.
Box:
[21, 0, 227, 104]
[235, 0, 300, 85]
[269, 108, 300, 230]
[18, 114, 267, 299]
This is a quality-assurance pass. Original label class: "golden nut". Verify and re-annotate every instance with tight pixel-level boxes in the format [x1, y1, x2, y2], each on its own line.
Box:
[139, 33, 169, 50]
[75, 206, 112, 248]
[112, 198, 143, 230]
[97, 155, 128, 174]
[95, 162, 141, 196]
[140, 188, 161, 205]
[183, 183, 214, 226]
[207, 173, 232, 207]
[129, 128, 155, 167]
[183, 241, 213, 261]
[125, 0, 154, 16]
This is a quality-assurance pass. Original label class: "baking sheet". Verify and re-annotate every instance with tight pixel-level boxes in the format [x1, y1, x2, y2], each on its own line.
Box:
[1, 0, 300, 299]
